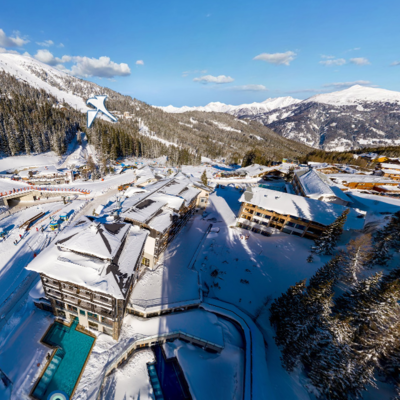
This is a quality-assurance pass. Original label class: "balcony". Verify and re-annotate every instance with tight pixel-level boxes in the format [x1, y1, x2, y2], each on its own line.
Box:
[62, 286, 78, 295]
[46, 288, 62, 299]
[101, 317, 113, 327]
[93, 295, 112, 307]
[93, 306, 114, 319]
[63, 294, 79, 305]
[78, 300, 93, 312]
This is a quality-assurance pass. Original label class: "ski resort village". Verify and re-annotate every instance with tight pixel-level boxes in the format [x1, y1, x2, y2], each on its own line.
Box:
[1, 144, 400, 400]
[1, 46, 400, 400]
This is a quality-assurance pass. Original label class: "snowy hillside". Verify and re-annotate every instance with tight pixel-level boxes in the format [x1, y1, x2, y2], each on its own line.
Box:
[157, 96, 301, 116]
[0, 53, 89, 112]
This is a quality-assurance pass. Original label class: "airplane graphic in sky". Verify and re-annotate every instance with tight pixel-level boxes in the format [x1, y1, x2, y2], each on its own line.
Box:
[86, 95, 117, 128]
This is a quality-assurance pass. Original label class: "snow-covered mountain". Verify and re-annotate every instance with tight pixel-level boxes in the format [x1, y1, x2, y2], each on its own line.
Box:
[157, 96, 301, 116]
[0, 53, 89, 111]
[158, 85, 400, 151]
[304, 85, 400, 106]
[244, 85, 400, 151]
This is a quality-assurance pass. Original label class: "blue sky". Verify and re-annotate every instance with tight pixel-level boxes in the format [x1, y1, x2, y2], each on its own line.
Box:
[0, 0, 399, 106]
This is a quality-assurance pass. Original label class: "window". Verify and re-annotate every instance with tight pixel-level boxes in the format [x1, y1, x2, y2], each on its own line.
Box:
[88, 312, 98, 320]
[88, 322, 98, 329]
[67, 305, 78, 312]
[282, 228, 292, 234]
[295, 224, 306, 231]
[252, 228, 260, 233]
[261, 221, 269, 226]
[142, 257, 150, 267]
[103, 327, 113, 336]
[287, 221, 296, 227]
[80, 310, 86, 316]
[99, 296, 109, 302]
[255, 212, 262, 217]
[292, 231, 302, 237]
[252, 218, 259, 224]
[260, 230, 270, 237]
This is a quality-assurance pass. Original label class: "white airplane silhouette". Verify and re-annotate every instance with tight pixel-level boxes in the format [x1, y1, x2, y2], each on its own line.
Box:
[86, 95, 117, 128]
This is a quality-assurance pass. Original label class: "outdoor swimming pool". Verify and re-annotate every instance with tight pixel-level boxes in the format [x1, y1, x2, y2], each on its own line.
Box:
[150, 345, 191, 400]
[32, 319, 95, 400]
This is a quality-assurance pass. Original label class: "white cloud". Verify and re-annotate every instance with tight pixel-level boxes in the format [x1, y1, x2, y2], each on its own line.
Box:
[0, 29, 29, 47]
[136, 60, 144, 65]
[36, 40, 54, 47]
[253, 51, 296, 66]
[70, 56, 131, 78]
[0, 47, 20, 55]
[58, 43, 64, 48]
[321, 55, 335, 59]
[323, 80, 374, 89]
[350, 57, 370, 65]
[34, 50, 131, 78]
[228, 84, 268, 92]
[391, 61, 400, 66]
[193, 75, 234, 84]
[319, 58, 346, 66]
[34, 49, 71, 66]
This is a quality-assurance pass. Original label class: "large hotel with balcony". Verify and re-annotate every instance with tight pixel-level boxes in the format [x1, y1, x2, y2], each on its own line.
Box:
[236, 187, 365, 239]
[27, 217, 148, 340]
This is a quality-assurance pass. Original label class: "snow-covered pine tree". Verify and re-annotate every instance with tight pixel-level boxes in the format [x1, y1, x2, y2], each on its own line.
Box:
[307, 314, 374, 400]
[372, 211, 400, 256]
[308, 252, 345, 290]
[269, 280, 308, 371]
[370, 233, 393, 266]
[312, 209, 349, 255]
[270, 279, 335, 371]
[341, 234, 373, 285]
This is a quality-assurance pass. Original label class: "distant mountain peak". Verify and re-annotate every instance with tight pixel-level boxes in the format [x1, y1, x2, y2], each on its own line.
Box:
[304, 85, 400, 106]
[156, 96, 301, 115]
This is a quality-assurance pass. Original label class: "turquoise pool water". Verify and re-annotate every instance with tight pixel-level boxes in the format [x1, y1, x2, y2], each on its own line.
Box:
[33, 319, 94, 400]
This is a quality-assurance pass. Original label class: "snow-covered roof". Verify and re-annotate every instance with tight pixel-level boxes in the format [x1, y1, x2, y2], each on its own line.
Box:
[135, 166, 156, 185]
[380, 163, 400, 170]
[295, 169, 352, 203]
[329, 174, 399, 184]
[237, 164, 272, 177]
[26, 220, 148, 299]
[121, 198, 167, 224]
[381, 169, 400, 175]
[120, 177, 199, 232]
[239, 187, 366, 230]
[179, 186, 201, 205]
[148, 210, 174, 234]
[59, 222, 130, 260]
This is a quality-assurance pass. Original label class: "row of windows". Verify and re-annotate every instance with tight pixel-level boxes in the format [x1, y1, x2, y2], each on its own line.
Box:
[44, 278, 111, 303]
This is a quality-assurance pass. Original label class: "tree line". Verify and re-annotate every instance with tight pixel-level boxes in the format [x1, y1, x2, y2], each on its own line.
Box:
[271, 211, 400, 399]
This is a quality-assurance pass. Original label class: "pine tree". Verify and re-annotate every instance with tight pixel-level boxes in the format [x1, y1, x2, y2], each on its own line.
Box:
[308, 252, 344, 290]
[341, 234, 373, 285]
[370, 233, 393, 266]
[312, 209, 349, 255]
[201, 169, 208, 186]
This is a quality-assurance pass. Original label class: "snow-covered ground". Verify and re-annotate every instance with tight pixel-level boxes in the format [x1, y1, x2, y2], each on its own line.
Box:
[100, 349, 155, 400]
[1, 160, 400, 400]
